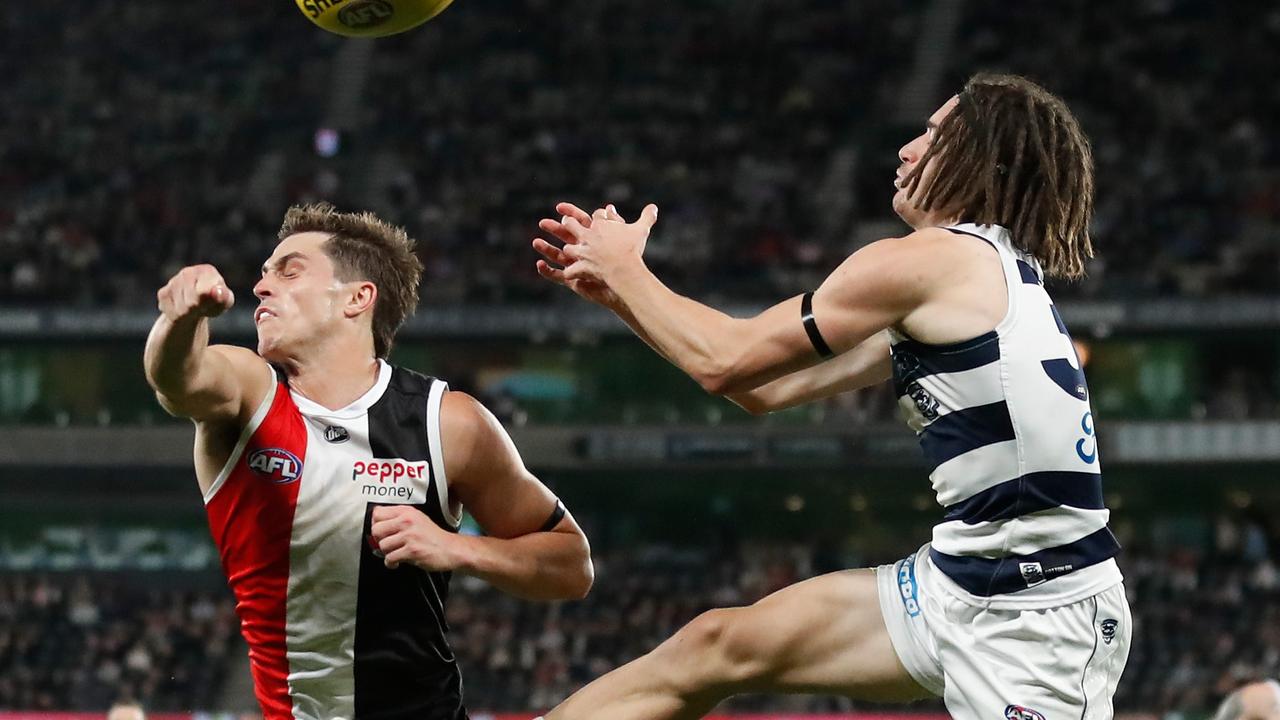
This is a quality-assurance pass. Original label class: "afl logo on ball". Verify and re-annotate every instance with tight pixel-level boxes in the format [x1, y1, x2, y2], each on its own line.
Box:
[324, 425, 350, 444]
[339, 0, 394, 28]
[247, 448, 302, 484]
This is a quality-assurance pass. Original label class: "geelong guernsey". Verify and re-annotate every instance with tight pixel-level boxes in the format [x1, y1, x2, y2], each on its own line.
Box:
[890, 223, 1122, 608]
[203, 360, 468, 720]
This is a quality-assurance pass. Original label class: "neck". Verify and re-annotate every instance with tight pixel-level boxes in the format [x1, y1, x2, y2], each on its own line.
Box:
[280, 344, 381, 411]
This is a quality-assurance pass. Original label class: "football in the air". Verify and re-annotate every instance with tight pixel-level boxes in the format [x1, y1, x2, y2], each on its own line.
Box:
[295, 0, 454, 37]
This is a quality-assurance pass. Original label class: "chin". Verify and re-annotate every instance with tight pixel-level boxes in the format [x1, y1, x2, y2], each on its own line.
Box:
[256, 335, 283, 362]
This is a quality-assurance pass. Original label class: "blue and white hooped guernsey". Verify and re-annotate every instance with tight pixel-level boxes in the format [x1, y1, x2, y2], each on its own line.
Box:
[890, 223, 1122, 609]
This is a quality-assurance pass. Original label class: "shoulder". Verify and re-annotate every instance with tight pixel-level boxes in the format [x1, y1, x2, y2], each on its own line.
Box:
[824, 227, 977, 301]
[202, 344, 274, 422]
[440, 390, 493, 431]
[866, 226, 988, 262]
[1239, 681, 1280, 714]
[207, 343, 272, 375]
[439, 391, 515, 472]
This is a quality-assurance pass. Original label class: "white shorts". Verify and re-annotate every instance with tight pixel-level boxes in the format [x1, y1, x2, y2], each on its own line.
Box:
[876, 544, 1132, 720]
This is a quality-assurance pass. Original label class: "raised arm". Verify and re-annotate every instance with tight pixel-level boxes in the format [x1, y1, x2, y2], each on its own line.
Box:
[535, 203, 936, 396]
[369, 391, 593, 601]
[143, 264, 270, 423]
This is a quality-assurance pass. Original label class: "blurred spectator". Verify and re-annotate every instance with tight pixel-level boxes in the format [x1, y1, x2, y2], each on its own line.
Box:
[0, 574, 238, 711]
[107, 701, 147, 720]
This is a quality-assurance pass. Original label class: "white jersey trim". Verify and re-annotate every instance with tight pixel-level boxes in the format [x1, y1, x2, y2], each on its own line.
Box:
[204, 363, 278, 505]
[427, 380, 461, 528]
[289, 359, 393, 420]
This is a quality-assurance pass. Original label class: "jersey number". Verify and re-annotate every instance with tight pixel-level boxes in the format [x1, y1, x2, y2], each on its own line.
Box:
[1041, 303, 1088, 401]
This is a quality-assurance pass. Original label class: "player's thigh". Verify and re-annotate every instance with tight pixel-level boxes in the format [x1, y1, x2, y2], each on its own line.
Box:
[712, 568, 931, 702]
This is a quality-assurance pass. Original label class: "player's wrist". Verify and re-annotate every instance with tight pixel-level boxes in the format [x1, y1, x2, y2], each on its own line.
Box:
[607, 259, 655, 302]
[445, 533, 484, 575]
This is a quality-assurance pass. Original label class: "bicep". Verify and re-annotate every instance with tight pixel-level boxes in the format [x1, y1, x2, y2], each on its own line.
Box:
[441, 392, 568, 539]
[161, 345, 270, 423]
[721, 239, 922, 393]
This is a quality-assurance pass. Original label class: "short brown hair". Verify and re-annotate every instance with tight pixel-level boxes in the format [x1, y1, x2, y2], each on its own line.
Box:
[903, 73, 1095, 279]
[278, 203, 423, 358]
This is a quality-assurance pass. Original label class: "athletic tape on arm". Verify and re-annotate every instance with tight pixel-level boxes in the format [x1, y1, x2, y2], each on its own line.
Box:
[801, 292, 835, 359]
[538, 500, 566, 532]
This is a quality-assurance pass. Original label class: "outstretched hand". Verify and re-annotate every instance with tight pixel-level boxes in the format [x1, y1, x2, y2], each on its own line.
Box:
[533, 202, 659, 307]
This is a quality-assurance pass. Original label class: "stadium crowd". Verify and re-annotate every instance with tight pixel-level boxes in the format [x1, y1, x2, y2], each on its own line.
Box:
[0, 574, 238, 711]
[2, 514, 1276, 716]
[2, 1, 1277, 307]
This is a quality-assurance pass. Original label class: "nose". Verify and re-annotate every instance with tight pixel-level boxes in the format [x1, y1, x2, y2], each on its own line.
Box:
[253, 276, 272, 300]
[899, 136, 919, 165]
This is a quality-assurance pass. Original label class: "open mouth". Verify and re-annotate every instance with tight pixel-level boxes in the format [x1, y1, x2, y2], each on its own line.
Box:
[255, 307, 278, 324]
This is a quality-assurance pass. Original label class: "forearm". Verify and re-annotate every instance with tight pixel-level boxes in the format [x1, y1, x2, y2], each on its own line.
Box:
[608, 264, 762, 393]
[143, 313, 211, 396]
[456, 530, 593, 601]
[726, 333, 892, 415]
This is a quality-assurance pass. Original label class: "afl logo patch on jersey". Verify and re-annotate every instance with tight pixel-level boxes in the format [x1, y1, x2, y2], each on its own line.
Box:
[324, 425, 350, 443]
[247, 448, 303, 484]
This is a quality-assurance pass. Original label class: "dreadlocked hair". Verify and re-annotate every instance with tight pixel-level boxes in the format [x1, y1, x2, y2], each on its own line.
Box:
[903, 73, 1095, 279]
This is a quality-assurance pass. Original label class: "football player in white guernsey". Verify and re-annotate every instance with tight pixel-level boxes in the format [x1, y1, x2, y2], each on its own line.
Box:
[533, 73, 1130, 719]
[144, 203, 594, 720]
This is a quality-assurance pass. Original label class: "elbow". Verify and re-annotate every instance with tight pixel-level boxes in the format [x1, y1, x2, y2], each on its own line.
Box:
[553, 550, 594, 601]
[693, 360, 749, 397]
[736, 396, 772, 416]
[570, 534, 595, 599]
[569, 557, 595, 600]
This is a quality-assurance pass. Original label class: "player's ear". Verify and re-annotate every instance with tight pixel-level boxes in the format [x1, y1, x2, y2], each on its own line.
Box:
[344, 280, 377, 319]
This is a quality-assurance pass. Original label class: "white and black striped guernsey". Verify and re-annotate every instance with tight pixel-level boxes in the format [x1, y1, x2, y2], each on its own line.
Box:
[889, 223, 1122, 608]
[203, 360, 469, 719]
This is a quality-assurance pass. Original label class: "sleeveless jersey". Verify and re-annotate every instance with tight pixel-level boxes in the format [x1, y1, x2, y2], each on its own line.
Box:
[203, 360, 467, 720]
[889, 223, 1122, 608]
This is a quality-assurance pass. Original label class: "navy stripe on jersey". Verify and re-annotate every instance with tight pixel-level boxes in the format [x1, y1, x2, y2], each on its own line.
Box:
[942, 471, 1105, 525]
[892, 331, 1000, 391]
[930, 527, 1121, 597]
[354, 369, 466, 720]
[1016, 259, 1041, 285]
[919, 401, 1015, 468]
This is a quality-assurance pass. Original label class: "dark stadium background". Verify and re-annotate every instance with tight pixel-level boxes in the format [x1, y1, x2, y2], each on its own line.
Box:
[1, 1, 1277, 718]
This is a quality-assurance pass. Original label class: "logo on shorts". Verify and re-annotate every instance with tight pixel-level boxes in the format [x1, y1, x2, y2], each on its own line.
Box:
[324, 425, 350, 443]
[1005, 705, 1046, 720]
[1100, 618, 1118, 644]
[1018, 562, 1046, 587]
[897, 554, 921, 617]
[247, 448, 302, 484]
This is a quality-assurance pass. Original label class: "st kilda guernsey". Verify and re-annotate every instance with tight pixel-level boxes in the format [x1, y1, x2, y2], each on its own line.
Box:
[203, 360, 468, 719]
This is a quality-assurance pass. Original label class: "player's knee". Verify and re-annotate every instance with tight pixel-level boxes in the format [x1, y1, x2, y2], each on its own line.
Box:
[661, 608, 770, 691]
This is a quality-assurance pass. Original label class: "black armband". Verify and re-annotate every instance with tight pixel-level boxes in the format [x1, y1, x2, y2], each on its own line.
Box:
[801, 292, 835, 359]
[539, 500, 567, 532]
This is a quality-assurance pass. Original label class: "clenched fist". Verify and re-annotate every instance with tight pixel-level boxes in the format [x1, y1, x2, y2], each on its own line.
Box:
[370, 505, 466, 572]
[157, 264, 235, 322]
